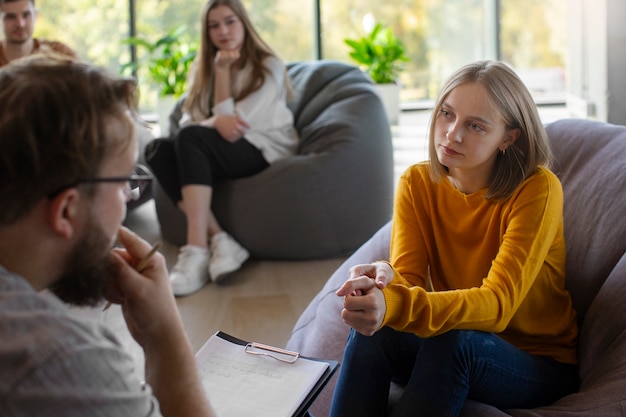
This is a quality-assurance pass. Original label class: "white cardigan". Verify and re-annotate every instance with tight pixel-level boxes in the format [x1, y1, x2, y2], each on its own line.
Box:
[181, 56, 299, 164]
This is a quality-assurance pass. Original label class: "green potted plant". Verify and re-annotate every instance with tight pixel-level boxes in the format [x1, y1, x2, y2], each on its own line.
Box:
[122, 25, 197, 135]
[123, 25, 197, 97]
[344, 22, 410, 124]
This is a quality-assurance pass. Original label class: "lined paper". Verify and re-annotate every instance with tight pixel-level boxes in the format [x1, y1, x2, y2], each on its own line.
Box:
[196, 332, 329, 417]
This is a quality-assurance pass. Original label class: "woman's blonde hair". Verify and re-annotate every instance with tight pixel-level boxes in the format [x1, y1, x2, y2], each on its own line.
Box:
[183, 0, 278, 119]
[428, 60, 553, 201]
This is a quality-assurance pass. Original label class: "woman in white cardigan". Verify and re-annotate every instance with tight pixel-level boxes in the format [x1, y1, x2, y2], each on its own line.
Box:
[146, 0, 298, 296]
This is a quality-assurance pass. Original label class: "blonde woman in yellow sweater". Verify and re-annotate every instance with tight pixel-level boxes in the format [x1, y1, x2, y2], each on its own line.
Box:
[330, 61, 579, 417]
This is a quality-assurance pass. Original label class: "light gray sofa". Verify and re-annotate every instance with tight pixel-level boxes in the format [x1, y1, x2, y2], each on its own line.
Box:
[287, 118, 626, 416]
[152, 60, 394, 259]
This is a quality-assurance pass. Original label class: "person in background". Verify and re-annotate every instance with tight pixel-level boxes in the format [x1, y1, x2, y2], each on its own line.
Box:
[0, 0, 76, 67]
[330, 60, 579, 417]
[145, 0, 299, 295]
[0, 54, 214, 417]
[0, 0, 158, 211]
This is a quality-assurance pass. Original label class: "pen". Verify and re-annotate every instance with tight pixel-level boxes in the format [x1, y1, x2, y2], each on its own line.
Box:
[102, 240, 162, 312]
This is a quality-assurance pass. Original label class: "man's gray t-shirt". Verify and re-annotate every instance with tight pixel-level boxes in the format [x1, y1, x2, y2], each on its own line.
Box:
[0, 265, 162, 416]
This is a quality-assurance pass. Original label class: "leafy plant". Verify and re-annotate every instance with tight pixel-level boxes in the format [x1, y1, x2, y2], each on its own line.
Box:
[122, 25, 198, 97]
[344, 23, 410, 84]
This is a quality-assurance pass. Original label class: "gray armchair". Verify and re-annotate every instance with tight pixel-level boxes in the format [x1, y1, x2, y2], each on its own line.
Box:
[152, 60, 394, 259]
[126, 121, 156, 211]
[286, 118, 626, 416]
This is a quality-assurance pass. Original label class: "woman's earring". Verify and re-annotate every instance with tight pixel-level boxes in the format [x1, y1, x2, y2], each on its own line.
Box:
[501, 148, 506, 155]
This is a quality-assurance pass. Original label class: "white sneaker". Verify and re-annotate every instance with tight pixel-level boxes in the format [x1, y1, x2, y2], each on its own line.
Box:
[209, 232, 249, 283]
[170, 245, 210, 296]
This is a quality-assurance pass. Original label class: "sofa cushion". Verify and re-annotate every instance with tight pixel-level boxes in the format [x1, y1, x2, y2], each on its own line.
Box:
[286, 221, 391, 416]
[505, 254, 626, 416]
[546, 119, 626, 320]
[577, 253, 626, 392]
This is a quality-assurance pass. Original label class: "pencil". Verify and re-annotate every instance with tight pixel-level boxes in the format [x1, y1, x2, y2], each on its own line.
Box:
[134, 241, 162, 272]
[102, 240, 162, 312]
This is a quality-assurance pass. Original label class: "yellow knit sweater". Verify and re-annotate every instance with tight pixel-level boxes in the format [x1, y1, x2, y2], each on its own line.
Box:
[383, 163, 578, 364]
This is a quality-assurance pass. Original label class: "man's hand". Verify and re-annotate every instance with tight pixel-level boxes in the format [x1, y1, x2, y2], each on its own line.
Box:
[336, 262, 393, 336]
[106, 226, 180, 347]
[106, 227, 215, 417]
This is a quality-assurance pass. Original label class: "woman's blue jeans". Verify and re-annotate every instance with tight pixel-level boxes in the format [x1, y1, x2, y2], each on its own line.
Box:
[329, 327, 578, 417]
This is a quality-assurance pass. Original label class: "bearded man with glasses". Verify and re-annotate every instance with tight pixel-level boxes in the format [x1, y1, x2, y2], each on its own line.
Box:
[0, 54, 215, 417]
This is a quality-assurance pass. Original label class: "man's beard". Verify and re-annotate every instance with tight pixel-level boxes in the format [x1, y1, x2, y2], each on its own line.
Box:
[6, 31, 31, 45]
[7, 38, 28, 45]
[48, 215, 118, 307]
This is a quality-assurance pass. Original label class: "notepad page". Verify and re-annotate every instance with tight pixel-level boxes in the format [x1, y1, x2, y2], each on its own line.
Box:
[196, 334, 329, 417]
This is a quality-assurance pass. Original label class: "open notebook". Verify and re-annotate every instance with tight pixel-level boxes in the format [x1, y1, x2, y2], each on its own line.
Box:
[196, 331, 338, 417]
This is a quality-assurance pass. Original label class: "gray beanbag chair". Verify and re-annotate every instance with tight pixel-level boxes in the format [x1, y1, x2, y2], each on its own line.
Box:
[153, 60, 394, 259]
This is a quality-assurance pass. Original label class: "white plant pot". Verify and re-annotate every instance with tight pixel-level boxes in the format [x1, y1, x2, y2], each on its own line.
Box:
[156, 94, 177, 137]
[374, 83, 401, 125]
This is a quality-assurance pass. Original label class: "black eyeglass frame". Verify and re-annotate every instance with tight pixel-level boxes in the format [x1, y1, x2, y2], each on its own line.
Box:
[48, 170, 153, 201]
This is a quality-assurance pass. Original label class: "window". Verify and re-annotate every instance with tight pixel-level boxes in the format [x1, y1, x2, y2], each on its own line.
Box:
[31, 0, 565, 111]
[320, 0, 566, 105]
[500, 0, 566, 102]
[36, 0, 130, 72]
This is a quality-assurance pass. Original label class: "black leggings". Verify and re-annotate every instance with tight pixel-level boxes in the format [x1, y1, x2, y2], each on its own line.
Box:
[145, 125, 269, 203]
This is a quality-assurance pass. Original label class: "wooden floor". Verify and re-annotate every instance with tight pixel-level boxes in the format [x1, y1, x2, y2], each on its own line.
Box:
[77, 105, 568, 377]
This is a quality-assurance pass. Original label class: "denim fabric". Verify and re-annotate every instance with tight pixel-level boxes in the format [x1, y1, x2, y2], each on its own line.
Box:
[330, 327, 578, 417]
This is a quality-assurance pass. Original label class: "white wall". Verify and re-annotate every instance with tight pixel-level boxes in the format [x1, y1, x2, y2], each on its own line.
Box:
[567, 0, 626, 125]
[606, 0, 626, 124]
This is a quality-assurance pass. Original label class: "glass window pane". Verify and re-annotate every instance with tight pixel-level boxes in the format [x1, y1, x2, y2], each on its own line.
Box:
[129, 0, 314, 110]
[242, 0, 315, 62]
[36, 0, 129, 72]
[500, 0, 567, 100]
[131, 0, 203, 111]
[132, 0, 314, 110]
[320, 0, 488, 103]
[33, 0, 566, 109]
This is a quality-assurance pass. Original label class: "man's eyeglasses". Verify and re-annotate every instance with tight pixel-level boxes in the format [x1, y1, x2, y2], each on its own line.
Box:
[48, 164, 153, 202]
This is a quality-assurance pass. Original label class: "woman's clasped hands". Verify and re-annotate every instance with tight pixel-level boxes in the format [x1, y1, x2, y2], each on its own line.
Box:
[336, 262, 393, 336]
